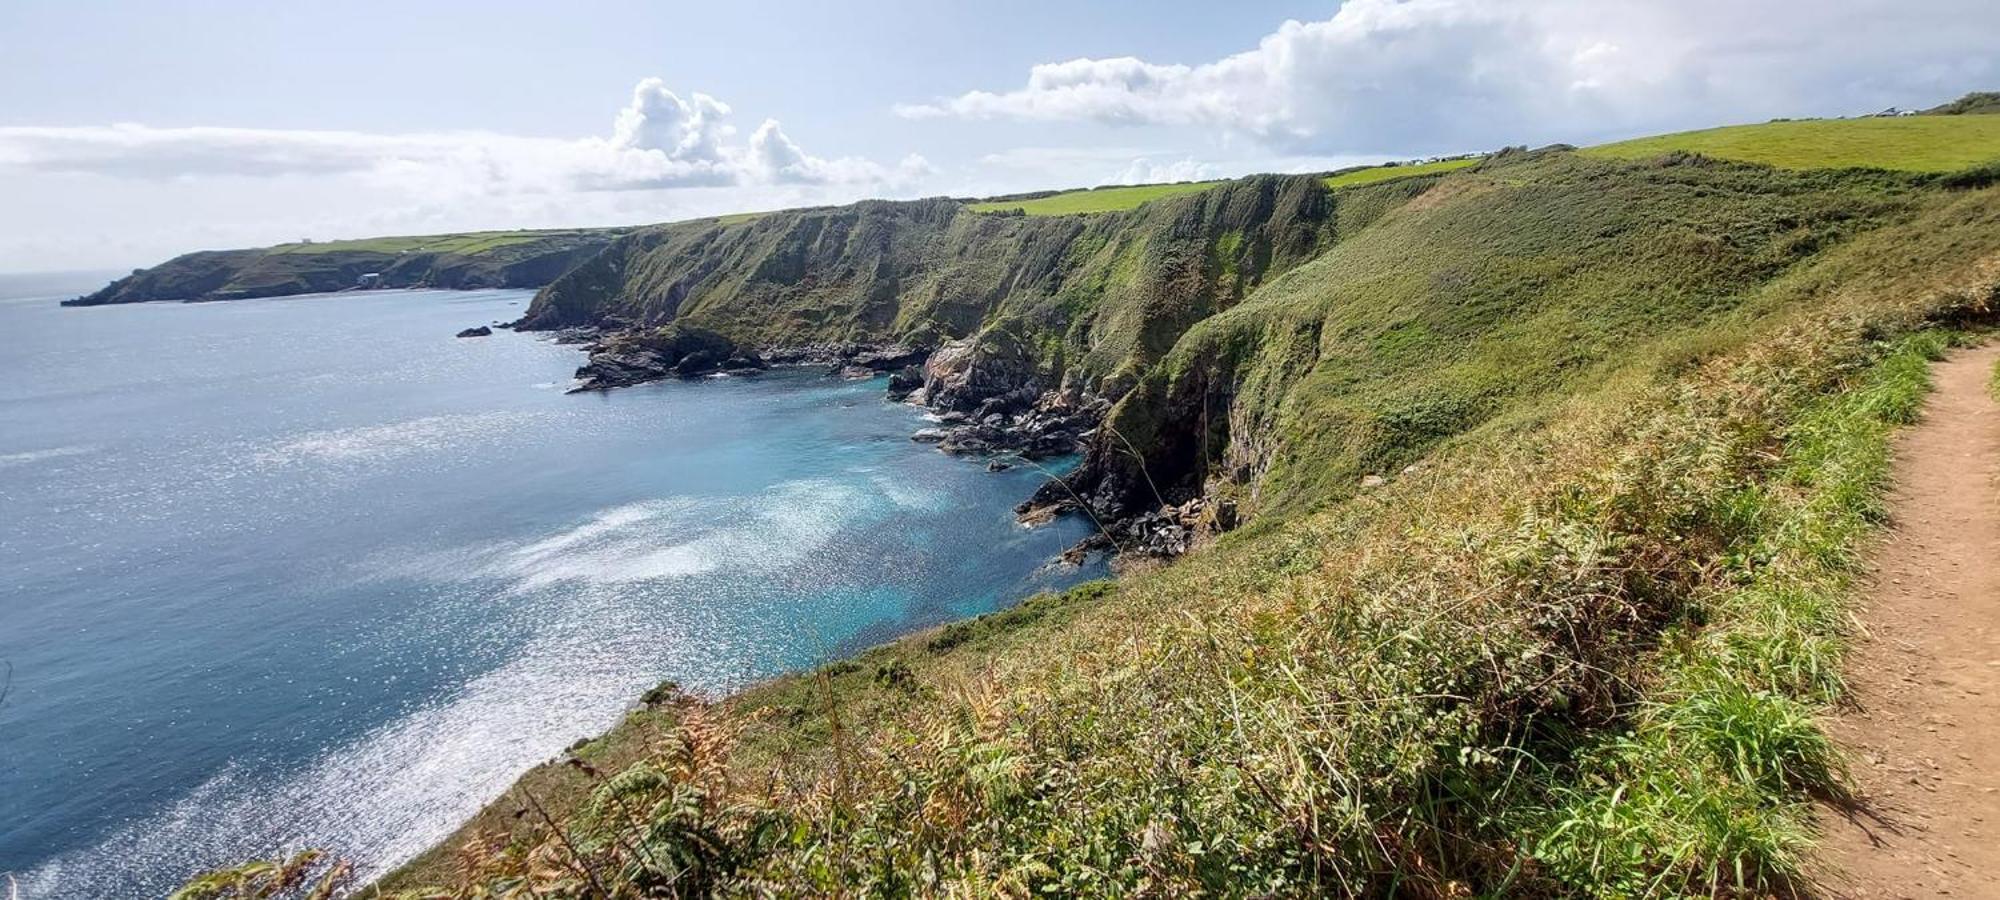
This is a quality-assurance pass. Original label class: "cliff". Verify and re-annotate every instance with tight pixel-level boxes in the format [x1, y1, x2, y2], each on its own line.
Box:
[65, 228, 627, 306]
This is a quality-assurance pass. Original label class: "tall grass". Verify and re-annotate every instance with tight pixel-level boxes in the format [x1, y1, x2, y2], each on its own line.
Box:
[343, 306, 1981, 897]
[1528, 332, 1948, 896]
[185, 150, 2000, 898]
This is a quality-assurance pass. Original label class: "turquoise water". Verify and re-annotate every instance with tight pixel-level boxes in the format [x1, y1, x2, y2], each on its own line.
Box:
[0, 278, 1101, 896]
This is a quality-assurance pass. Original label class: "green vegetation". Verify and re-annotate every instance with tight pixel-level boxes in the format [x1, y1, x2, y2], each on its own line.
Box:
[376, 259, 1992, 897]
[1585, 114, 2000, 172]
[1321, 156, 1482, 188]
[966, 181, 1226, 215]
[166, 104, 2000, 896]
[963, 158, 1483, 218]
[68, 227, 627, 306]
[337, 130, 2000, 896]
[261, 228, 612, 257]
[1924, 91, 2000, 116]
[521, 176, 1353, 391]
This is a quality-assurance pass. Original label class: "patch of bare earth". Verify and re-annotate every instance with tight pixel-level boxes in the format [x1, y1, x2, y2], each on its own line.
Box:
[1816, 343, 2000, 899]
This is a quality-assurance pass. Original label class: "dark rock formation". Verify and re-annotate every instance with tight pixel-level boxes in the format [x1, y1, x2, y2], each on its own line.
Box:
[885, 366, 926, 400]
[910, 389, 1107, 461]
[568, 324, 760, 392]
[456, 326, 493, 338]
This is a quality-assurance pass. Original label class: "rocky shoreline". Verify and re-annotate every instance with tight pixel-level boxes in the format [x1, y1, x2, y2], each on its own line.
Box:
[542, 323, 1202, 564]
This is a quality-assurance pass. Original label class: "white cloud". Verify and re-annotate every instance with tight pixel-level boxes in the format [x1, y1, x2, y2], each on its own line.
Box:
[897, 0, 2000, 153]
[0, 78, 926, 194]
[1104, 157, 1222, 186]
[0, 79, 939, 270]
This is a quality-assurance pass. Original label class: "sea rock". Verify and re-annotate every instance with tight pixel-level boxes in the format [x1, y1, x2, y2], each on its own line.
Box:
[455, 325, 493, 338]
[911, 331, 1041, 413]
[569, 324, 748, 392]
[885, 365, 926, 400]
[848, 344, 929, 372]
[721, 353, 767, 372]
[912, 388, 1105, 461]
[551, 326, 602, 345]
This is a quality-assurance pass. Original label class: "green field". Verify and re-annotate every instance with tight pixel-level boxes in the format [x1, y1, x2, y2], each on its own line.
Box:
[262, 227, 614, 256]
[1321, 155, 1482, 187]
[1585, 115, 2000, 172]
[965, 180, 1227, 215]
[972, 113, 2000, 220]
[968, 157, 1486, 217]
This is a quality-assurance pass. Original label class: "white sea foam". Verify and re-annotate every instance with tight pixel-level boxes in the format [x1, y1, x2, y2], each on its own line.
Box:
[493, 481, 869, 589]
[18, 612, 687, 897]
[257, 412, 538, 465]
[18, 479, 889, 896]
[0, 445, 93, 468]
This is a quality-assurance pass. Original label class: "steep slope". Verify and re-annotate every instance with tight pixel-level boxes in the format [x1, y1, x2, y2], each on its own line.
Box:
[518, 148, 1990, 550]
[519, 173, 1413, 400]
[372, 157, 2000, 897]
[1058, 151, 1942, 527]
[66, 228, 627, 306]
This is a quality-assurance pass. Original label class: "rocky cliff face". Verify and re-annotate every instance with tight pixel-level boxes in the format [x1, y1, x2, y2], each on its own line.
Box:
[529, 150, 1948, 565]
[513, 173, 1405, 554]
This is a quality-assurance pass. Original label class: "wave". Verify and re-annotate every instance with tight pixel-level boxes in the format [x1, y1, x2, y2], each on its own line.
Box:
[18, 617, 680, 898]
[256, 412, 540, 466]
[0, 445, 95, 469]
[17, 477, 912, 897]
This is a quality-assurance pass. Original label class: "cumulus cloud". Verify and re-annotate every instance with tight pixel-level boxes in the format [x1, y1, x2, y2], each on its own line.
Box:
[1104, 157, 1222, 186]
[897, 0, 2000, 152]
[0, 78, 926, 193]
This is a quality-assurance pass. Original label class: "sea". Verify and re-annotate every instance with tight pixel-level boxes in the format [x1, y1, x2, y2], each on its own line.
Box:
[0, 275, 1102, 896]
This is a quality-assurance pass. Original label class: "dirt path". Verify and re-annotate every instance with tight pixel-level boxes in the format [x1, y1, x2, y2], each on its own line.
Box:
[1816, 343, 2000, 899]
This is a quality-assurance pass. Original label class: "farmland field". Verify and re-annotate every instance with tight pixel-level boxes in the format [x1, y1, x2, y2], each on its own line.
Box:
[1584, 115, 2000, 172]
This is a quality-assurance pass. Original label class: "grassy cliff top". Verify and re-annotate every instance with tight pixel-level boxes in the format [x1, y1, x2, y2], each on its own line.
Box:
[967, 111, 2000, 220]
[965, 157, 1486, 216]
[964, 180, 1228, 215]
[1584, 114, 2000, 171]
[260, 227, 620, 256]
[1320, 155, 1483, 188]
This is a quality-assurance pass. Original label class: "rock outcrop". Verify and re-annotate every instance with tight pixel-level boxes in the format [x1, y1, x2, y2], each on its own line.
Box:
[568, 324, 764, 392]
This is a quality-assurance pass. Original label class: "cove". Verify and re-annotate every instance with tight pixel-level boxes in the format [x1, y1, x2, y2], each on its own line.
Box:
[0, 282, 1102, 896]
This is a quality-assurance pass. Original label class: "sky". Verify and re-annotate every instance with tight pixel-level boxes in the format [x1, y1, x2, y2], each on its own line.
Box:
[2, 0, 1995, 273]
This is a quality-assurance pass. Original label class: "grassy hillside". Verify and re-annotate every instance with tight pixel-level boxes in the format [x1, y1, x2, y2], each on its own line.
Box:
[1069, 151, 1940, 525]
[518, 174, 1409, 399]
[67, 227, 627, 306]
[1585, 114, 2000, 172]
[316, 136, 2000, 897]
[1321, 156, 1482, 188]
[260, 228, 613, 257]
[1923, 90, 2000, 116]
[966, 158, 1485, 217]
[966, 181, 1227, 215]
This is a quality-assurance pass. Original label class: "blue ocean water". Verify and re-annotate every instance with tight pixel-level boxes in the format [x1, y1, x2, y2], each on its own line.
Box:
[0, 278, 1101, 896]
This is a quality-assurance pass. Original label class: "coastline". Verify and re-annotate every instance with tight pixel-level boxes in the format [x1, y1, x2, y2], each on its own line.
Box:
[360, 333, 1127, 890]
[375, 578, 1116, 891]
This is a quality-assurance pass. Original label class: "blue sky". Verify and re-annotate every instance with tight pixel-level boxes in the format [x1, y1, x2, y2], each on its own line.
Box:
[2, 0, 1995, 271]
